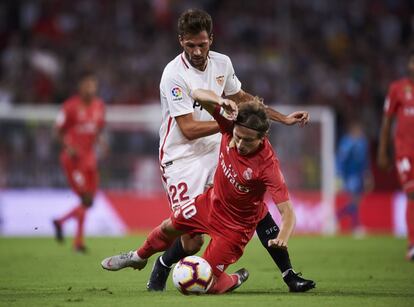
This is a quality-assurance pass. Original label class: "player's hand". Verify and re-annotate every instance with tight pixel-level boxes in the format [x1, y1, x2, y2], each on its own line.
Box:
[219, 98, 238, 120]
[268, 237, 288, 250]
[284, 111, 310, 127]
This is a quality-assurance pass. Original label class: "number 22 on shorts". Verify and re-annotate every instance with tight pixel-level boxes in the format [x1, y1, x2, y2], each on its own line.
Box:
[169, 182, 190, 204]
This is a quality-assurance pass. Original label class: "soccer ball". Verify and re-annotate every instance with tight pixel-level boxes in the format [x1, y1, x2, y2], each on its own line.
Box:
[172, 256, 214, 295]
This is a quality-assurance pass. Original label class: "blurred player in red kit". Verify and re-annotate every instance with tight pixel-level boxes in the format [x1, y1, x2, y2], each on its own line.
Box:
[53, 71, 105, 252]
[378, 50, 414, 260]
[101, 89, 298, 293]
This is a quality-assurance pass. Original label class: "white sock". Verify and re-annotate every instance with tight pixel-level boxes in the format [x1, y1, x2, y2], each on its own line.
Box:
[282, 268, 295, 278]
[131, 250, 143, 261]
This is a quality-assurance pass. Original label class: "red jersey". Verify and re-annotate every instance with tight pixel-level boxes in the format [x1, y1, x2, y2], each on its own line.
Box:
[56, 95, 105, 157]
[209, 106, 289, 232]
[384, 78, 414, 156]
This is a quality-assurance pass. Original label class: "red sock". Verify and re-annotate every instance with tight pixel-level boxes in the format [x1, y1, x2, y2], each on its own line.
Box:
[57, 204, 84, 224]
[74, 206, 87, 247]
[207, 273, 238, 294]
[406, 198, 414, 247]
[137, 225, 175, 259]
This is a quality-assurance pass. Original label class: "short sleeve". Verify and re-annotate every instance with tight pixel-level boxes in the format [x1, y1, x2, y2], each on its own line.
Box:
[223, 57, 242, 96]
[384, 83, 399, 117]
[161, 74, 194, 117]
[262, 155, 290, 205]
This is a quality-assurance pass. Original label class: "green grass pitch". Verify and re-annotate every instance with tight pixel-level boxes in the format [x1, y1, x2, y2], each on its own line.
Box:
[1, 235, 413, 307]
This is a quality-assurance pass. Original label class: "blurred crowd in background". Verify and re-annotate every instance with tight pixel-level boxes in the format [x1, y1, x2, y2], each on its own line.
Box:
[0, 0, 413, 191]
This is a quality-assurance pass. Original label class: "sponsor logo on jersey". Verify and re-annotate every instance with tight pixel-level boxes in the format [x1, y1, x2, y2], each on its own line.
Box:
[171, 87, 183, 101]
[219, 152, 250, 193]
[216, 75, 224, 86]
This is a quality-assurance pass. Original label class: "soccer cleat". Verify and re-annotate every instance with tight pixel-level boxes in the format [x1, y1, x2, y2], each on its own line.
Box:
[101, 251, 148, 271]
[74, 245, 88, 253]
[52, 220, 64, 243]
[147, 256, 171, 291]
[283, 270, 316, 292]
[406, 246, 414, 261]
[226, 268, 249, 293]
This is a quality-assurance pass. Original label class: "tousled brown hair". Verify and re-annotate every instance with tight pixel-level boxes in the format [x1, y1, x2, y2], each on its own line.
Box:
[235, 98, 270, 138]
[178, 9, 213, 37]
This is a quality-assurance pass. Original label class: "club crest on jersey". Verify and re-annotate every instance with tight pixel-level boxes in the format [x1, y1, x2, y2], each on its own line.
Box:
[243, 168, 253, 180]
[216, 75, 224, 86]
[171, 87, 183, 101]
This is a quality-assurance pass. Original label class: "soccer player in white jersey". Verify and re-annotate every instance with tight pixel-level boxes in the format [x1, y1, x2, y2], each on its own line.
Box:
[149, 9, 315, 292]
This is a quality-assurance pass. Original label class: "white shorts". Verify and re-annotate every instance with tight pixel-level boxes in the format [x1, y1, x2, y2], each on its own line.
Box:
[161, 148, 219, 210]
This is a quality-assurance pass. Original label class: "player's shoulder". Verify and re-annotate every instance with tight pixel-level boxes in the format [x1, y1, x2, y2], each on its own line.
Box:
[209, 51, 232, 66]
[258, 139, 278, 166]
[162, 54, 187, 76]
[62, 95, 80, 109]
[389, 78, 410, 90]
[161, 54, 187, 84]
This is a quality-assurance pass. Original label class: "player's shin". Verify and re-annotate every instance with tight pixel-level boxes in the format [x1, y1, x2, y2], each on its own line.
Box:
[137, 221, 181, 259]
[256, 212, 292, 273]
[207, 273, 239, 294]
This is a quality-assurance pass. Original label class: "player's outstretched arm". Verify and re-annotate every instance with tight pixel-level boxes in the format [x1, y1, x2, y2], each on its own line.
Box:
[268, 200, 296, 249]
[377, 115, 393, 170]
[226, 90, 309, 126]
[190, 89, 238, 119]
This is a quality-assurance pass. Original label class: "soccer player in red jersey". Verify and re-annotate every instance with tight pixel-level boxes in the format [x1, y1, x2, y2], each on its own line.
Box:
[101, 89, 300, 293]
[378, 50, 414, 260]
[53, 71, 105, 252]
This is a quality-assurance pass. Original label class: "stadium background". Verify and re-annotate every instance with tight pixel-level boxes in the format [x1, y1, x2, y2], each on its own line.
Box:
[0, 0, 412, 236]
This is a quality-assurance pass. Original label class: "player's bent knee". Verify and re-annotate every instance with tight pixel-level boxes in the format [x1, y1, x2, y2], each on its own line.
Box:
[181, 234, 203, 254]
[160, 218, 180, 235]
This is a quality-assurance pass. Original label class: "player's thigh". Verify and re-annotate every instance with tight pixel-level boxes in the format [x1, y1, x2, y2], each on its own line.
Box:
[170, 192, 211, 235]
[396, 155, 414, 194]
[202, 237, 246, 277]
[163, 159, 216, 209]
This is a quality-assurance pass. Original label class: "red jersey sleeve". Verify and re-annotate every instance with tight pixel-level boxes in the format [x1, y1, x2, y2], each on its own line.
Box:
[212, 104, 234, 134]
[262, 156, 290, 205]
[384, 82, 399, 117]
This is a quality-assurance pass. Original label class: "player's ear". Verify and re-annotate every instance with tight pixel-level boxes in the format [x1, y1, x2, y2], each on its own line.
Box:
[209, 34, 214, 46]
[179, 35, 184, 47]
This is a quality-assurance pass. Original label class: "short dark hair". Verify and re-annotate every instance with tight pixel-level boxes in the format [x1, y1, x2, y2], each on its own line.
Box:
[178, 9, 213, 37]
[79, 70, 96, 81]
[235, 98, 270, 138]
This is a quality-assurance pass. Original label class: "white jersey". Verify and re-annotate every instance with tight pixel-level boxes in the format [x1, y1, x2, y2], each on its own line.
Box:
[159, 51, 241, 166]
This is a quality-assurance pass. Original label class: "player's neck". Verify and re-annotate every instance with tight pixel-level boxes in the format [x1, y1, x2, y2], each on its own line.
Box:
[80, 94, 94, 105]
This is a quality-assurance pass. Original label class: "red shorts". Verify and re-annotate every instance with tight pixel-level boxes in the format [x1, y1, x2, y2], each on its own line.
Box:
[171, 189, 256, 277]
[395, 154, 414, 193]
[60, 152, 98, 196]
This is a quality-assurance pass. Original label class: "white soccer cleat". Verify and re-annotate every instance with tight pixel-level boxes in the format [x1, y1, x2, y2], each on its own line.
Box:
[101, 251, 148, 271]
